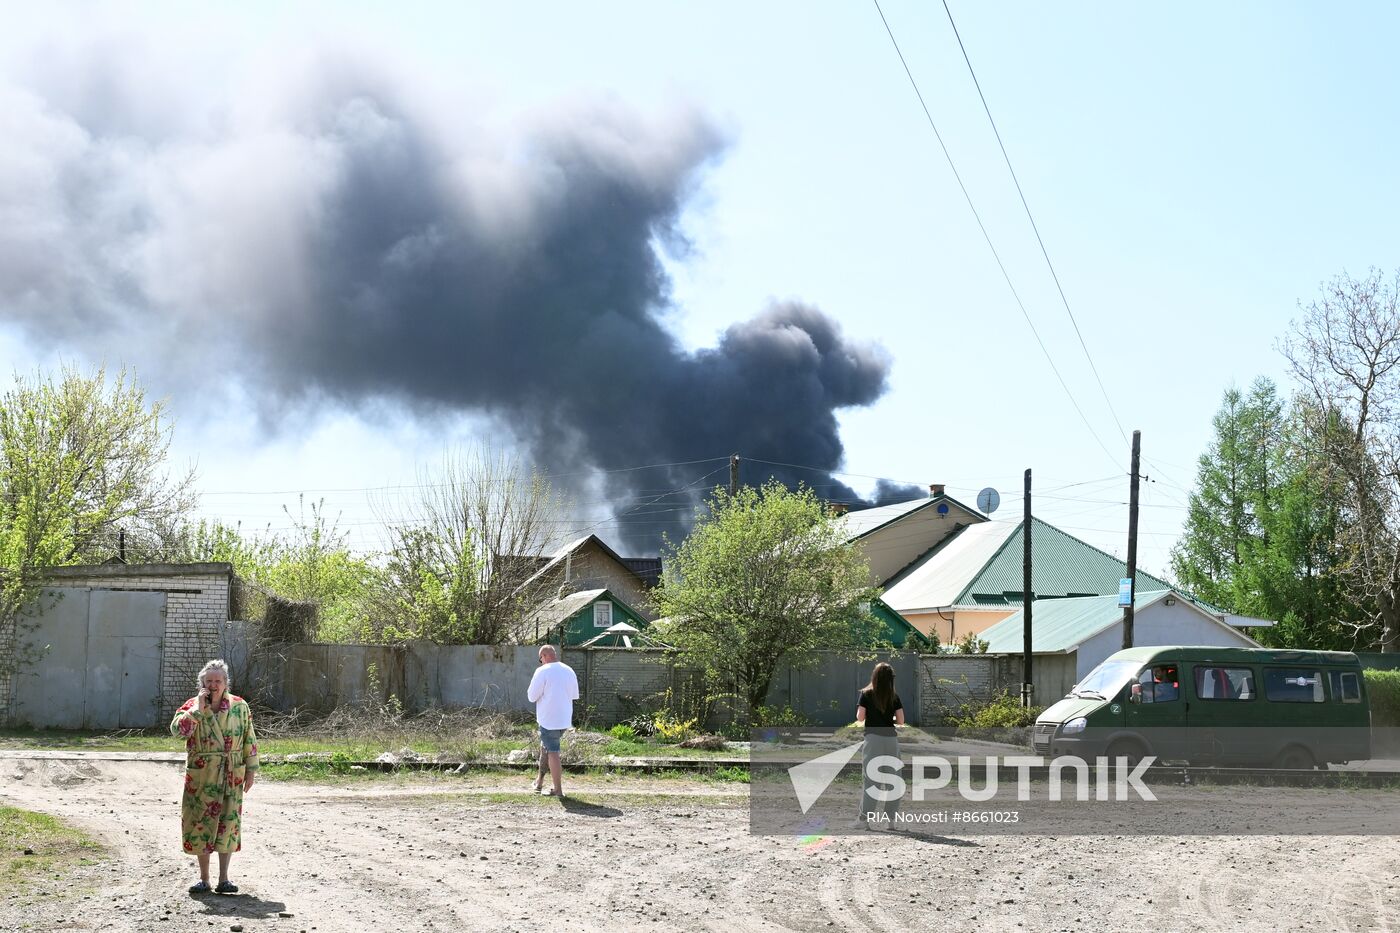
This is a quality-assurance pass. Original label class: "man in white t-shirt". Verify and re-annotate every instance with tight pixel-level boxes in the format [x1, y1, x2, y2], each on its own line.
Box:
[527, 644, 579, 797]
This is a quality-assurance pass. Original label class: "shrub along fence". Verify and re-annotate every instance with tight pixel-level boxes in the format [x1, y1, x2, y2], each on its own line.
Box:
[1365, 669, 1400, 727]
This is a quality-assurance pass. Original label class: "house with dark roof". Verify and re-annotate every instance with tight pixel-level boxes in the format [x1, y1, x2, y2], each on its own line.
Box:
[513, 534, 658, 619]
[507, 534, 663, 644]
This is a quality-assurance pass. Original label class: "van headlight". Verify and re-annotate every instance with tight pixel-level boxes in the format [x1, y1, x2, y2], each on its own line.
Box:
[1061, 717, 1087, 735]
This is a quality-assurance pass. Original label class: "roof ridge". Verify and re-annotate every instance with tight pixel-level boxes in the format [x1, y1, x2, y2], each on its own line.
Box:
[1029, 516, 1173, 590]
[843, 493, 988, 542]
[953, 516, 1173, 605]
[513, 533, 650, 596]
[951, 519, 1027, 604]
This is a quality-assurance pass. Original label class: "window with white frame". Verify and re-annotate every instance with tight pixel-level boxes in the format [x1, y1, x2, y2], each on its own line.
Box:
[593, 601, 613, 628]
[1328, 670, 1363, 703]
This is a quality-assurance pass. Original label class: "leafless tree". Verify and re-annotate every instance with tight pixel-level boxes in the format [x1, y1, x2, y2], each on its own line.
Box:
[1283, 268, 1400, 651]
[369, 447, 580, 645]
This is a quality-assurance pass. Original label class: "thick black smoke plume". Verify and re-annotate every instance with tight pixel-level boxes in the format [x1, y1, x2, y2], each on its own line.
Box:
[0, 45, 921, 549]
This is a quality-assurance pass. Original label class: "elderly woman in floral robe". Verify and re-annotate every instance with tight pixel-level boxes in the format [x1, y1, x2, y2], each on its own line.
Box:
[170, 659, 259, 895]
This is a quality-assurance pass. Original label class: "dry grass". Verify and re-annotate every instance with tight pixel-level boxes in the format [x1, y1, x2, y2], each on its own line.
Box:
[0, 705, 742, 765]
[254, 704, 539, 761]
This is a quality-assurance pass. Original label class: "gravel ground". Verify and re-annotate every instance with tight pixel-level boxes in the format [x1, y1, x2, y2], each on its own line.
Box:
[2, 757, 1398, 932]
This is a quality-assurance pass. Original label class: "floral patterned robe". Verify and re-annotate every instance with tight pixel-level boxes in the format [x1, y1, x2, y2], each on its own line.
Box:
[170, 694, 259, 855]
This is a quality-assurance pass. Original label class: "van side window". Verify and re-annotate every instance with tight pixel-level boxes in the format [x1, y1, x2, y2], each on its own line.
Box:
[1328, 671, 1362, 704]
[1264, 668, 1324, 703]
[1194, 666, 1255, 701]
[1134, 665, 1179, 703]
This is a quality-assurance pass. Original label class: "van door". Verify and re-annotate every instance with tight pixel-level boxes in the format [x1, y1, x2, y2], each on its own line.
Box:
[1187, 663, 1259, 765]
[1124, 661, 1187, 761]
[1261, 665, 1329, 766]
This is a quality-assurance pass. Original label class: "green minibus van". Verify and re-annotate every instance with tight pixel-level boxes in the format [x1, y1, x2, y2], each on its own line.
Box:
[1033, 646, 1371, 768]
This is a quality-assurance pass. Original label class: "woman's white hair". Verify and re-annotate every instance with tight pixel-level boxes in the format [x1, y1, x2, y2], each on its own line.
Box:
[197, 659, 231, 689]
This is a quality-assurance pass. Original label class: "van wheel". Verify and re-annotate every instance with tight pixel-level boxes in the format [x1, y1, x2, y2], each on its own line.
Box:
[1274, 746, 1314, 770]
[1107, 739, 1148, 768]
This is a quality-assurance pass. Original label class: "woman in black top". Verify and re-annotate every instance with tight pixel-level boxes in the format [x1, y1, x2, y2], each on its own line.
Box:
[855, 662, 904, 828]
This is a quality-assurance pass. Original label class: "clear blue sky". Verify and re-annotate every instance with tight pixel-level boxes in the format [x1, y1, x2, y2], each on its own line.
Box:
[3, 1, 1399, 576]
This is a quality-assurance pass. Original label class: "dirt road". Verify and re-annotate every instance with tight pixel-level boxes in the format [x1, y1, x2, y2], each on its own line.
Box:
[2, 757, 1398, 932]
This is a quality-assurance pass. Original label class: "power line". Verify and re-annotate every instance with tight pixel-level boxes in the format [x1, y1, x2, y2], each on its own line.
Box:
[567, 463, 732, 540]
[745, 455, 1126, 500]
[869, 0, 1121, 470]
[197, 456, 731, 496]
[939, 0, 1129, 446]
[937, 1, 1205, 519]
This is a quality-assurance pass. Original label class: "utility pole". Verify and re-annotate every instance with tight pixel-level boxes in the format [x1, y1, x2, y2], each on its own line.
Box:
[729, 453, 740, 496]
[1122, 430, 1141, 650]
[1022, 468, 1033, 707]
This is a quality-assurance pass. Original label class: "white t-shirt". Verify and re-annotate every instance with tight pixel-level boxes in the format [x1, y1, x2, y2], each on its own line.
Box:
[527, 661, 579, 730]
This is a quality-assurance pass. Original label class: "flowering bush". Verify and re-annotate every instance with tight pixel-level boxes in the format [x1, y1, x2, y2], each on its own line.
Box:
[652, 711, 698, 744]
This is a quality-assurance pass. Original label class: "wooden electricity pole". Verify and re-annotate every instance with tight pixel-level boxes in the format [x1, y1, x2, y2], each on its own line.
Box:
[729, 453, 740, 496]
[1122, 430, 1141, 650]
[1022, 468, 1033, 707]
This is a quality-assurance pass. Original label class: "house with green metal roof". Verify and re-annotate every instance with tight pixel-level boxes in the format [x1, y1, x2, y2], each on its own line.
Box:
[868, 598, 932, 651]
[870, 514, 1174, 644]
[979, 589, 1259, 699]
[648, 597, 930, 652]
[520, 588, 652, 646]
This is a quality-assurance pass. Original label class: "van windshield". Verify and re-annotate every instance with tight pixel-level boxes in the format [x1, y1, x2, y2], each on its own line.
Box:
[1073, 659, 1139, 699]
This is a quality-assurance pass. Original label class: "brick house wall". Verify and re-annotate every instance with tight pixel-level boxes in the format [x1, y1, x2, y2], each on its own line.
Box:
[918, 654, 1006, 723]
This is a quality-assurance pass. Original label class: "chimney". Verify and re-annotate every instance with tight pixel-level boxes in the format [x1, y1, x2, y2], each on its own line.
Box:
[930, 483, 946, 497]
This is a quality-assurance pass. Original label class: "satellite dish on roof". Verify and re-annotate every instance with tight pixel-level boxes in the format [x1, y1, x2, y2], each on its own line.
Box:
[977, 487, 1001, 514]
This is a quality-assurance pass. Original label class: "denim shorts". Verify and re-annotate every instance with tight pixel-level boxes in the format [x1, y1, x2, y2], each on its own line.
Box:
[539, 727, 565, 754]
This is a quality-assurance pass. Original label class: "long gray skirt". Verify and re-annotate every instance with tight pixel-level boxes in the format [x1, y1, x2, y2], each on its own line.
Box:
[858, 731, 901, 824]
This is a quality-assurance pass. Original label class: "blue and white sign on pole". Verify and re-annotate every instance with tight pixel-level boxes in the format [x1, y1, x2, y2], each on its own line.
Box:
[1118, 578, 1133, 607]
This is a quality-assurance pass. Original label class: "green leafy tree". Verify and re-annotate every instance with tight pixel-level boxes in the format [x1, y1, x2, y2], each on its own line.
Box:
[1173, 379, 1361, 648]
[171, 519, 281, 580]
[1242, 403, 1358, 648]
[0, 365, 196, 567]
[171, 502, 378, 643]
[656, 481, 884, 714]
[0, 366, 196, 674]
[1171, 378, 1281, 609]
[369, 525, 483, 644]
[257, 498, 377, 642]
